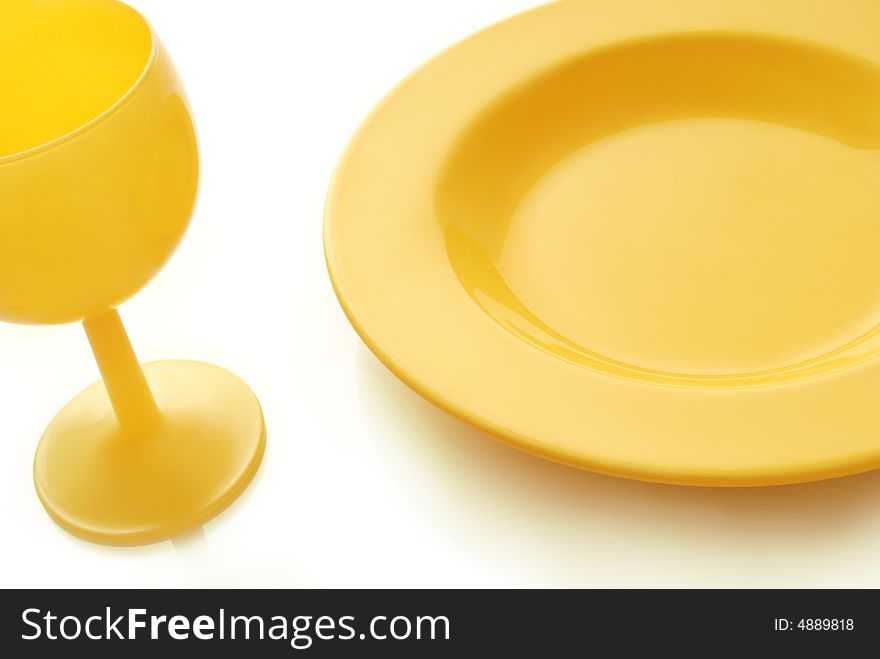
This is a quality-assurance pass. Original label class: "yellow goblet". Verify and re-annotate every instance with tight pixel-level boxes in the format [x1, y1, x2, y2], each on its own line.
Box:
[0, 0, 265, 545]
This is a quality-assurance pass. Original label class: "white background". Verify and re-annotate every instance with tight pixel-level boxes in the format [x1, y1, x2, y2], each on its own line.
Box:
[3, 0, 880, 589]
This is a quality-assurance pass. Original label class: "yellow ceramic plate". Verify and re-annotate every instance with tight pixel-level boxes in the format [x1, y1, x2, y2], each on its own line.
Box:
[325, 0, 880, 486]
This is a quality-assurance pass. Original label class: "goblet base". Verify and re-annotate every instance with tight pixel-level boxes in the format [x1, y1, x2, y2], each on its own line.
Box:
[33, 360, 265, 546]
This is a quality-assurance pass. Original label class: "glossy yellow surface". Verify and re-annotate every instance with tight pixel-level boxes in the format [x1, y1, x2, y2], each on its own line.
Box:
[325, 0, 880, 486]
[0, 0, 197, 324]
[0, 0, 264, 543]
[33, 310, 265, 546]
[35, 357, 266, 546]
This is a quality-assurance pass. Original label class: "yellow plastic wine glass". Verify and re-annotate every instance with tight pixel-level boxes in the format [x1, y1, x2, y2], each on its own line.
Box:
[0, 0, 265, 545]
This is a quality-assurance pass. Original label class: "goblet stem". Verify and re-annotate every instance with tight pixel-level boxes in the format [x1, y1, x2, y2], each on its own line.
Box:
[82, 309, 161, 434]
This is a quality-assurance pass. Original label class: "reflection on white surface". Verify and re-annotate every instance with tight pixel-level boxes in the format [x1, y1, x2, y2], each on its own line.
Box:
[358, 347, 880, 588]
